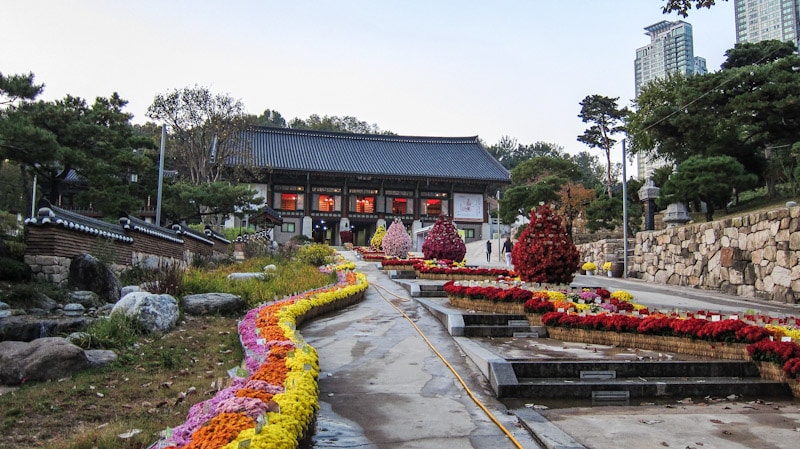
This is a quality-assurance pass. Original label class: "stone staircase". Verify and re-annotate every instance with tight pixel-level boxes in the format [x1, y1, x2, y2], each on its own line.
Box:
[488, 359, 791, 400]
[462, 314, 545, 338]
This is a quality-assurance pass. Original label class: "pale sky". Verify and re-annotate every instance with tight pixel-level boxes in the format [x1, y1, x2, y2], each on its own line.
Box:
[1, 1, 736, 170]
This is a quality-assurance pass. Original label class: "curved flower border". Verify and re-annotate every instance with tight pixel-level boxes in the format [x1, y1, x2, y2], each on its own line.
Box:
[153, 262, 369, 449]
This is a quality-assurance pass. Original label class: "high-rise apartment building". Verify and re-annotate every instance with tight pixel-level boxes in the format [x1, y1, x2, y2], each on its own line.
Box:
[634, 20, 707, 179]
[735, 0, 800, 46]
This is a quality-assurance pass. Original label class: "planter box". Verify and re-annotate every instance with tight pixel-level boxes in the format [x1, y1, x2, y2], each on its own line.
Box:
[418, 272, 499, 281]
[754, 361, 787, 382]
[788, 378, 800, 397]
[447, 295, 525, 314]
[383, 264, 416, 272]
[545, 327, 749, 360]
[296, 290, 366, 325]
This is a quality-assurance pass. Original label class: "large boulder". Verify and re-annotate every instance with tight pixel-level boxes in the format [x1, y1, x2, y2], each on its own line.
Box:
[182, 293, 244, 316]
[0, 337, 91, 385]
[111, 292, 179, 333]
[68, 254, 121, 303]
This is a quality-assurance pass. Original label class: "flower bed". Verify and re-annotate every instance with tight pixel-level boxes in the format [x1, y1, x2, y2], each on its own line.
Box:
[152, 263, 369, 449]
[354, 246, 385, 260]
[545, 327, 749, 360]
[443, 278, 800, 397]
[415, 259, 515, 280]
[380, 258, 421, 271]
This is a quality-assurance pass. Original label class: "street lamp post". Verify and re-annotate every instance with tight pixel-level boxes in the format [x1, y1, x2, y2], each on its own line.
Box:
[622, 139, 628, 278]
[497, 190, 502, 262]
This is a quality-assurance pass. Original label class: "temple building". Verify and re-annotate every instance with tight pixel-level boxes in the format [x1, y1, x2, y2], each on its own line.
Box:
[225, 126, 510, 247]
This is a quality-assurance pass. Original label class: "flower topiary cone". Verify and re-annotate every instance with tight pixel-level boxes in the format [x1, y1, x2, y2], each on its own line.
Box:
[382, 218, 412, 258]
[370, 225, 386, 250]
[512, 203, 580, 284]
[421, 215, 466, 262]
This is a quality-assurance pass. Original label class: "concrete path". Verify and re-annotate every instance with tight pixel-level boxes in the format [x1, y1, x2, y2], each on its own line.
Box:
[302, 255, 540, 448]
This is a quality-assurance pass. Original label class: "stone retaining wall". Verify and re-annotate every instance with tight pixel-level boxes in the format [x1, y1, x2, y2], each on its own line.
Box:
[577, 238, 632, 271]
[578, 206, 800, 304]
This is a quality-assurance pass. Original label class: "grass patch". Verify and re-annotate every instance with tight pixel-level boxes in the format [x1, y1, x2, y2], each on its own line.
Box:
[0, 255, 334, 448]
[0, 315, 243, 449]
[181, 256, 336, 308]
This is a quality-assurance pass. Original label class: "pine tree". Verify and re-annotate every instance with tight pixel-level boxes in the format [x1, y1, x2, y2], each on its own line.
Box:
[513, 203, 580, 284]
[421, 215, 466, 261]
[382, 218, 412, 258]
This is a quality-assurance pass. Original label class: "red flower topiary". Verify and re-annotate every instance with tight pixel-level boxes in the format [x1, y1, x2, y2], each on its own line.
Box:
[422, 215, 467, 261]
[512, 203, 580, 284]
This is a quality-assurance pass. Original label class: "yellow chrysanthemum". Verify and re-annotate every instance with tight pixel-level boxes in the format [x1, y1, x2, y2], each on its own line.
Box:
[610, 290, 634, 302]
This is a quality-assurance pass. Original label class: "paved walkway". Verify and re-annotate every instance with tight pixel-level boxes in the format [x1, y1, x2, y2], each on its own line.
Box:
[302, 246, 800, 448]
[302, 255, 539, 448]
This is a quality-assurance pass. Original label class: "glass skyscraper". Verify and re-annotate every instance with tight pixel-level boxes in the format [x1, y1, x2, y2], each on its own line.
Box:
[735, 0, 800, 46]
[634, 20, 707, 179]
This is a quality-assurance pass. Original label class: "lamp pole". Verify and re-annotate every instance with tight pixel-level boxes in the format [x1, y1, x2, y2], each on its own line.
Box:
[155, 124, 166, 226]
[497, 190, 502, 262]
[622, 139, 628, 278]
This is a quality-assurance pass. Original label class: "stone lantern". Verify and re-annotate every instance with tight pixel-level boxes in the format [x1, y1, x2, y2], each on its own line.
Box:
[663, 202, 691, 227]
[638, 179, 660, 231]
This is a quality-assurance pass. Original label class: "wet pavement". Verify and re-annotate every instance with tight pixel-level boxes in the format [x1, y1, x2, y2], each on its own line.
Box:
[301, 257, 539, 448]
[301, 247, 800, 448]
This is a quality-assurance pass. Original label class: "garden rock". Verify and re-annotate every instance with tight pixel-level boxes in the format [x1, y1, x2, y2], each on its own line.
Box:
[120, 285, 142, 297]
[85, 349, 117, 367]
[63, 303, 86, 317]
[0, 310, 11, 319]
[0, 316, 89, 342]
[0, 337, 91, 385]
[68, 290, 101, 308]
[68, 253, 121, 303]
[0, 301, 9, 311]
[112, 292, 179, 333]
[139, 255, 161, 271]
[182, 293, 244, 316]
[29, 293, 58, 312]
[227, 272, 265, 280]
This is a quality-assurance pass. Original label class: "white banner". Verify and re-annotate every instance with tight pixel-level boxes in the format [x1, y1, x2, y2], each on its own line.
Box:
[453, 193, 483, 220]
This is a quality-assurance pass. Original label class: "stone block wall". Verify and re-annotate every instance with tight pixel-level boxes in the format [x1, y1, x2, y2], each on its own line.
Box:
[578, 238, 632, 270]
[578, 206, 800, 304]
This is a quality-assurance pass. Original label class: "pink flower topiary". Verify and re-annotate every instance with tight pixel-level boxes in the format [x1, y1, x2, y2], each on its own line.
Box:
[382, 218, 413, 258]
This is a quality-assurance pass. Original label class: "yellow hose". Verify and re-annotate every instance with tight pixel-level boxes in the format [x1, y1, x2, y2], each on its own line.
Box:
[371, 283, 526, 449]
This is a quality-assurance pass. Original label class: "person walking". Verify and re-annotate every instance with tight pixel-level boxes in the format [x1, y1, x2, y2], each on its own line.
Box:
[502, 237, 513, 268]
[485, 240, 492, 262]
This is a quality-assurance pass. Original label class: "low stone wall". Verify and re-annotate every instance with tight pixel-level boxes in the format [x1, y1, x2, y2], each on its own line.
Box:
[578, 206, 800, 304]
[634, 206, 800, 303]
[577, 238, 632, 272]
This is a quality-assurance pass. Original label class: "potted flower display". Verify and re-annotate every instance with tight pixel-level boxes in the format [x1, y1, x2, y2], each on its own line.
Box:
[581, 261, 597, 275]
[602, 261, 613, 277]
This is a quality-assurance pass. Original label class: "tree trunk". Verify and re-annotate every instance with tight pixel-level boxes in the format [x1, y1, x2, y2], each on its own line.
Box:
[605, 148, 613, 198]
[705, 200, 714, 222]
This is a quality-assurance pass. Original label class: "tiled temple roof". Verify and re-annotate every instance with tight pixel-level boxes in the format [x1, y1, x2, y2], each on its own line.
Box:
[25, 199, 133, 243]
[231, 126, 511, 183]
